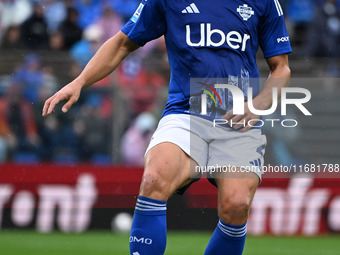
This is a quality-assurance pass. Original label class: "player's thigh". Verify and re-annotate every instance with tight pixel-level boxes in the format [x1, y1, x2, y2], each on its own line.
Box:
[215, 171, 259, 225]
[140, 142, 198, 201]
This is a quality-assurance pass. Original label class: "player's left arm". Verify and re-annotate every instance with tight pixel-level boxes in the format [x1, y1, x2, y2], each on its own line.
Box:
[223, 53, 291, 132]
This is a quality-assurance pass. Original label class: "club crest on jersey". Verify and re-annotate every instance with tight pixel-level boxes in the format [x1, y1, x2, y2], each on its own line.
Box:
[237, 4, 254, 21]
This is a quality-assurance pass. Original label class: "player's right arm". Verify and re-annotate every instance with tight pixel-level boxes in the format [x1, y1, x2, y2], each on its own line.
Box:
[42, 31, 139, 117]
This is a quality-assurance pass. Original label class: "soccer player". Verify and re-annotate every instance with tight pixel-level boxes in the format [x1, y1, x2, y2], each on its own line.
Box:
[42, 0, 291, 254]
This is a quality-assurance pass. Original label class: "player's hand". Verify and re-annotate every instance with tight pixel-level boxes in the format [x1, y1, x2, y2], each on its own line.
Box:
[223, 103, 260, 133]
[42, 81, 82, 118]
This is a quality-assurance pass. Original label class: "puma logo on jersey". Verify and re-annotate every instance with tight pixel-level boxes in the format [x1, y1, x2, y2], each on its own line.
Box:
[186, 23, 250, 51]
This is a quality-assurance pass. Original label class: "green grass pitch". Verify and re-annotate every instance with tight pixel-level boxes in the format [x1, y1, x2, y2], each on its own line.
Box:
[0, 231, 338, 255]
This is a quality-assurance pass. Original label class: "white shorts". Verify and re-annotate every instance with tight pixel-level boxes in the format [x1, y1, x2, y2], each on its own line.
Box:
[145, 114, 266, 182]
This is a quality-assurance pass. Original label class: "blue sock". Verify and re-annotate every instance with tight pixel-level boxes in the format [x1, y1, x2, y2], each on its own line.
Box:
[204, 219, 247, 255]
[129, 196, 167, 255]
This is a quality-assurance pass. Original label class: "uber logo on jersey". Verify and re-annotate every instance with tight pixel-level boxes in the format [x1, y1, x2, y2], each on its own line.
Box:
[186, 23, 250, 51]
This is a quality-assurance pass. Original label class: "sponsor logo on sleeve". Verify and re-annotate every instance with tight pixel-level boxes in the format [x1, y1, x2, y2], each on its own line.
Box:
[277, 36, 290, 43]
[131, 3, 145, 23]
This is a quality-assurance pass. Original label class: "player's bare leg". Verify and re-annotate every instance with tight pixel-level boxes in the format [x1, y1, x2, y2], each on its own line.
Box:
[216, 172, 259, 225]
[140, 142, 198, 201]
[130, 142, 199, 255]
[205, 171, 259, 255]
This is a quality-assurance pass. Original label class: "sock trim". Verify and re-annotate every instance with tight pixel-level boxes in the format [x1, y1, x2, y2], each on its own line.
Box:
[135, 206, 167, 211]
[218, 220, 247, 238]
[135, 196, 167, 212]
[138, 196, 167, 205]
[137, 198, 166, 206]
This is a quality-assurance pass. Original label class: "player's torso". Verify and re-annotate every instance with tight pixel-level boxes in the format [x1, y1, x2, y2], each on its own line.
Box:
[164, 0, 265, 78]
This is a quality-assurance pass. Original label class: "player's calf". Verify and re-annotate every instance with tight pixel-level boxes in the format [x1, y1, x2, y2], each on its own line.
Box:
[130, 142, 194, 255]
[205, 173, 258, 255]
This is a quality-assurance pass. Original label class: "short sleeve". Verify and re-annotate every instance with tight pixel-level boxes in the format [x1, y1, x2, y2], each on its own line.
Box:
[259, 0, 292, 58]
[121, 0, 167, 46]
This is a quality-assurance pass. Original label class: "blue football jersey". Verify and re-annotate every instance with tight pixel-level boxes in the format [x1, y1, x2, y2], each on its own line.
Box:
[121, 0, 292, 118]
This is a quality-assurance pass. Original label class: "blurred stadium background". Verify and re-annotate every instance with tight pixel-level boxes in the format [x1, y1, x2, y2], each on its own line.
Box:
[0, 0, 340, 254]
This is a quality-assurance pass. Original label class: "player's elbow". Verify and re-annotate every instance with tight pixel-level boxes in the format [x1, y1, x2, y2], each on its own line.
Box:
[118, 31, 140, 54]
[269, 64, 291, 89]
[281, 64, 291, 79]
[280, 65, 291, 88]
[267, 54, 291, 81]
[271, 63, 291, 78]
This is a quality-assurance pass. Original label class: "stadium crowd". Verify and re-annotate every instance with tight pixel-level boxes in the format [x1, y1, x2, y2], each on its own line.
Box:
[0, 0, 339, 165]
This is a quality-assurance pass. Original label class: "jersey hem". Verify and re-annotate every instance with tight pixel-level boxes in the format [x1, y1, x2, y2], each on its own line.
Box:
[120, 28, 145, 47]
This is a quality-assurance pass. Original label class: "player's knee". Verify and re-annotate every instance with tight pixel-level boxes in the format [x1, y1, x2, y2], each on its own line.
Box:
[139, 171, 169, 201]
[218, 196, 251, 224]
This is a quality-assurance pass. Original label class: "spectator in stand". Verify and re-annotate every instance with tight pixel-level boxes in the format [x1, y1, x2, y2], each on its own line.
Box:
[73, 94, 110, 162]
[117, 54, 166, 117]
[0, 0, 32, 40]
[48, 31, 64, 51]
[0, 82, 41, 161]
[59, 7, 83, 50]
[74, 0, 102, 29]
[0, 25, 24, 50]
[70, 24, 103, 67]
[306, 0, 340, 75]
[144, 37, 170, 83]
[285, 0, 316, 47]
[120, 112, 157, 166]
[43, 0, 66, 32]
[32, 83, 66, 161]
[13, 54, 45, 104]
[29, 74, 78, 163]
[20, 3, 49, 49]
[95, 5, 123, 44]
